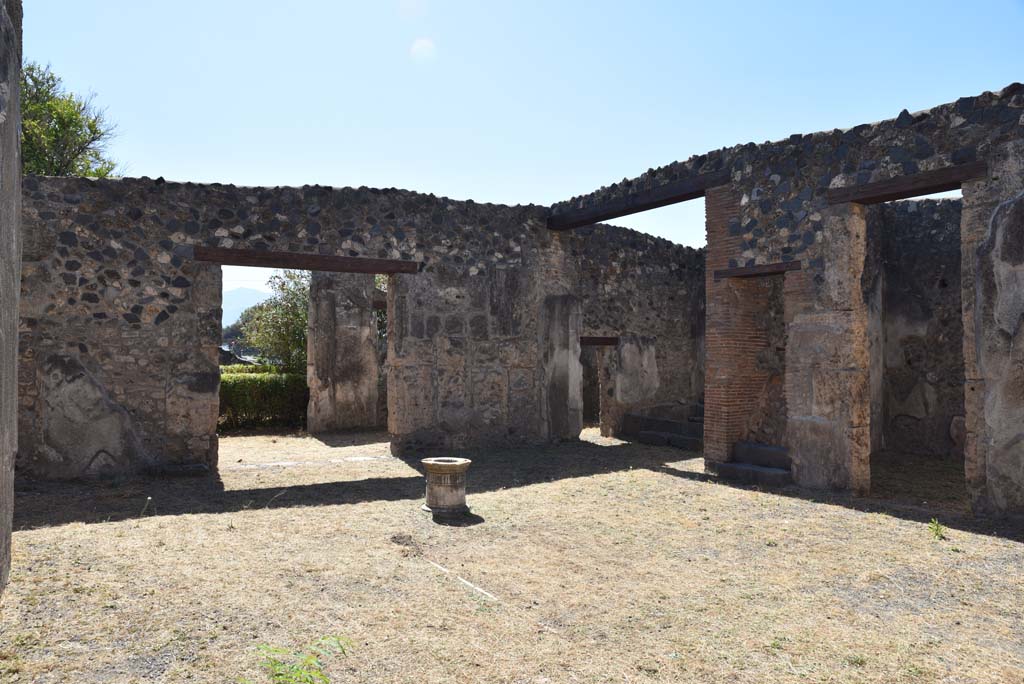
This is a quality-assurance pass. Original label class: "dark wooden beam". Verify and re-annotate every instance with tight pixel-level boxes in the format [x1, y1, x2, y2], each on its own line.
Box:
[580, 336, 619, 346]
[189, 245, 419, 274]
[713, 261, 801, 281]
[548, 170, 730, 231]
[826, 161, 987, 205]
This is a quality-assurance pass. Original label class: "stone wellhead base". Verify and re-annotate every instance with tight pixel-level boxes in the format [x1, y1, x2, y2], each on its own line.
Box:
[421, 457, 472, 518]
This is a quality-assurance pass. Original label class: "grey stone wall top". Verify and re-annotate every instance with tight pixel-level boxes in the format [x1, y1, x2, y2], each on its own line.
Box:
[551, 83, 1024, 218]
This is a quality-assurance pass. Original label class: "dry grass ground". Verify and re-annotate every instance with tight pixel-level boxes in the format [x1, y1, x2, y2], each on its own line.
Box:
[1, 429, 1022, 683]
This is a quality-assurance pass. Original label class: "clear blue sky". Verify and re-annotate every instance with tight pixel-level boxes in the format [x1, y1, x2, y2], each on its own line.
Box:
[26, 0, 1024, 292]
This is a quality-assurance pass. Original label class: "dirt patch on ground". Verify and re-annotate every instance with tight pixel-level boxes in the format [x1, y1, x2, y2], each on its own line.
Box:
[2, 429, 1022, 683]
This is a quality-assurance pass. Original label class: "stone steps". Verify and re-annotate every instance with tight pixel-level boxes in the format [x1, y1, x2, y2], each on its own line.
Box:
[621, 399, 704, 453]
[637, 431, 702, 451]
[732, 441, 791, 470]
[711, 441, 792, 488]
[622, 414, 702, 439]
[710, 461, 792, 487]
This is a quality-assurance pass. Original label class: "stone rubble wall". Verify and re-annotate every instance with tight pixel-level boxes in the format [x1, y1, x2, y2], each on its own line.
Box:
[18, 176, 698, 474]
[16, 78, 1024, 514]
[0, 0, 21, 595]
[866, 199, 965, 459]
[18, 178, 561, 473]
[558, 82, 1023, 509]
[551, 84, 1024, 230]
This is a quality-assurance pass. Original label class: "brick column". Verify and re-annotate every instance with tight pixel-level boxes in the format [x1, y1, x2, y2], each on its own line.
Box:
[703, 185, 744, 463]
[704, 277, 775, 462]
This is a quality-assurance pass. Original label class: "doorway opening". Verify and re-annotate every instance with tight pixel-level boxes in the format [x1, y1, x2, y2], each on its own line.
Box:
[219, 266, 311, 432]
[580, 344, 601, 429]
[577, 196, 708, 450]
[865, 194, 967, 509]
[702, 252, 795, 484]
[738, 274, 787, 447]
[187, 244, 415, 469]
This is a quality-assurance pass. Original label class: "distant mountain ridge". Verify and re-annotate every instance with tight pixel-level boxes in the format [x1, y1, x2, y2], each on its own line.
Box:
[222, 287, 271, 326]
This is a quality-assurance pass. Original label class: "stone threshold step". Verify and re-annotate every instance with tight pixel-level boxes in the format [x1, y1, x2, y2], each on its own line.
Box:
[637, 431, 702, 451]
[732, 441, 791, 470]
[622, 414, 702, 439]
[711, 461, 792, 487]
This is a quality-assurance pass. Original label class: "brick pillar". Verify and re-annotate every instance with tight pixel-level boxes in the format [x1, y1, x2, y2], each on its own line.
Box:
[705, 277, 775, 462]
[703, 185, 744, 463]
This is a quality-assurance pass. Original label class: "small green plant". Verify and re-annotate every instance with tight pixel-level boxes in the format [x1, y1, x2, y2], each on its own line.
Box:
[845, 654, 867, 667]
[928, 518, 947, 541]
[244, 636, 350, 684]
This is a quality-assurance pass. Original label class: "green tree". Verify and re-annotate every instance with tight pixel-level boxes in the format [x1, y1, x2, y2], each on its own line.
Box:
[241, 271, 311, 373]
[21, 61, 118, 177]
[223, 305, 263, 358]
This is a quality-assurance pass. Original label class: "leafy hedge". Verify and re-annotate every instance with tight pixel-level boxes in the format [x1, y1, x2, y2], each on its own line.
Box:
[220, 364, 281, 375]
[219, 372, 308, 430]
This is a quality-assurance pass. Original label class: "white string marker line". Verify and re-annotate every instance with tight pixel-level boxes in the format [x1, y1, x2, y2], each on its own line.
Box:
[425, 559, 500, 602]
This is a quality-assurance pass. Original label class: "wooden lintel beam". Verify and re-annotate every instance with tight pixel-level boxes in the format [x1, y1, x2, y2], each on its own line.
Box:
[580, 336, 619, 346]
[713, 261, 801, 281]
[826, 161, 987, 205]
[548, 170, 730, 231]
[189, 245, 419, 274]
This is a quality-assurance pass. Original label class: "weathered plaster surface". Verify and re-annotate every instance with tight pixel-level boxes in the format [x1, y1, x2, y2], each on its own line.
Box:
[965, 139, 1024, 512]
[307, 272, 381, 432]
[540, 294, 583, 440]
[0, 0, 21, 594]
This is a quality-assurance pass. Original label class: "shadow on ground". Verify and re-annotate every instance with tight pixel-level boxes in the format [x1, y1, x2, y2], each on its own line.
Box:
[13, 435, 1024, 542]
[652, 464, 1024, 543]
[13, 437, 670, 531]
[217, 427, 391, 449]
